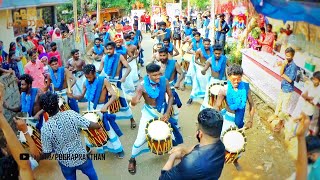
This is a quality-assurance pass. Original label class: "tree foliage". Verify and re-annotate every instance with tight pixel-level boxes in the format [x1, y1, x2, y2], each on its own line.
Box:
[190, 0, 210, 10]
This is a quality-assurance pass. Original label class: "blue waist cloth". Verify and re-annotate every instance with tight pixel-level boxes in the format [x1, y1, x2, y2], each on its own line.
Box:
[102, 112, 123, 137]
[169, 117, 183, 146]
[172, 89, 182, 108]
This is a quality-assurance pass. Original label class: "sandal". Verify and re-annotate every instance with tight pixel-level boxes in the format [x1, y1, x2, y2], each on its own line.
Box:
[131, 119, 136, 129]
[128, 158, 136, 175]
[274, 120, 284, 132]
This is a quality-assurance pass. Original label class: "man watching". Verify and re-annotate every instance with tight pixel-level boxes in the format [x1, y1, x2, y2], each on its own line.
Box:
[159, 108, 225, 180]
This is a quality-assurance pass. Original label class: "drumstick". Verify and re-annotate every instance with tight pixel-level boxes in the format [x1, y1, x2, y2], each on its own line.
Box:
[16, 117, 35, 120]
[238, 127, 249, 132]
[82, 110, 101, 113]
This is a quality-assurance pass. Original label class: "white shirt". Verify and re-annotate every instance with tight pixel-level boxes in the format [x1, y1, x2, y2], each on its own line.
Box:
[301, 83, 320, 116]
[41, 110, 90, 167]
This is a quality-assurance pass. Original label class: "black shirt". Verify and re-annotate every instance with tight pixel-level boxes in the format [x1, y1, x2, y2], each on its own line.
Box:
[159, 141, 225, 180]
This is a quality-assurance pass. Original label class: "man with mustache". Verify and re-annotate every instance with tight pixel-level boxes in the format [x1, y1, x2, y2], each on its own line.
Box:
[186, 38, 213, 105]
[214, 64, 255, 170]
[97, 41, 136, 129]
[200, 44, 228, 110]
[68, 64, 125, 158]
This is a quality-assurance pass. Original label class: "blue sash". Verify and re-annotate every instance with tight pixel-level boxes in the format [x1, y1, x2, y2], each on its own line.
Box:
[211, 55, 227, 80]
[135, 30, 142, 41]
[169, 117, 183, 146]
[184, 27, 192, 36]
[226, 82, 250, 128]
[164, 43, 174, 54]
[89, 76, 122, 137]
[103, 33, 110, 45]
[164, 29, 171, 39]
[93, 45, 104, 55]
[103, 53, 120, 79]
[21, 88, 38, 116]
[155, 77, 166, 113]
[200, 46, 213, 60]
[164, 60, 182, 108]
[132, 36, 139, 46]
[115, 46, 127, 56]
[164, 60, 176, 81]
[49, 67, 65, 90]
[192, 38, 203, 51]
[145, 76, 183, 145]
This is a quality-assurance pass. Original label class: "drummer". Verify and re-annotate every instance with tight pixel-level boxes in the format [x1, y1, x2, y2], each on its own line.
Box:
[124, 34, 139, 87]
[4, 74, 45, 130]
[186, 38, 213, 105]
[97, 41, 137, 128]
[117, 34, 136, 99]
[152, 43, 164, 63]
[128, 63, 183, 175]
[151, 21, 172, 43]
[162, 38, 179, 59]
[67, 49, 86, 102]
[44, 57, 79, 112]
[67, 64, 125, 158]
[214, 64, 255, 170]
[87, 38, 107, 69]
[200, 44, 228, 110]
[158, 47, 185, 126]
[184, 31, 203, 89]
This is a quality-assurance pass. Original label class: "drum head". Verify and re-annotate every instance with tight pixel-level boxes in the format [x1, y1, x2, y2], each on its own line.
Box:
[147, 120, 170, 141]
[210, 84, 223, 95]
[222, 130, 245, 153]
[83, 112, 99, 123]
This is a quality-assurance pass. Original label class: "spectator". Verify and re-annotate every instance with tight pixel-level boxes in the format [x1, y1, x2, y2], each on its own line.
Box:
[259, 24, 275, 54]
[0, 82, 34, 179]
[272, 47, 298, 131]
[145, 12, 151, 33]
[159, 108, 225, 180]
[0, 41, 8, 64]
[48, 42, 62, 67]
[15, 37, 28, 67]
[60, 20, 69, 34]
[24, 51, 45, 90]
[21, 34, 35, 55]
[285, 24, 293, 36]
[9, 42, 24, 75]
[123, 21, 133, 35]
[140, 12, 146, 32]
[39, 53, 50, 76]
[214, 14, 230, 52]
[2, 51, 20, 78]
[293, 113, 320, 180]
[28, 31, 39, 49]
[133, 13, 139, 26]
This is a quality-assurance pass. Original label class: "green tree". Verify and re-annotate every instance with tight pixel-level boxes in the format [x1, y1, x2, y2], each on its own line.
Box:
[190, 0, 209, 10]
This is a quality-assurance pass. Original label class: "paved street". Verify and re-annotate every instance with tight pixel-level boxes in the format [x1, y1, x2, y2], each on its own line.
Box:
[34, 34, 295, 180]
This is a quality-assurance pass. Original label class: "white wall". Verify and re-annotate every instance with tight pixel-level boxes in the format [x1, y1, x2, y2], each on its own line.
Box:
[0, 10, 15, 50]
